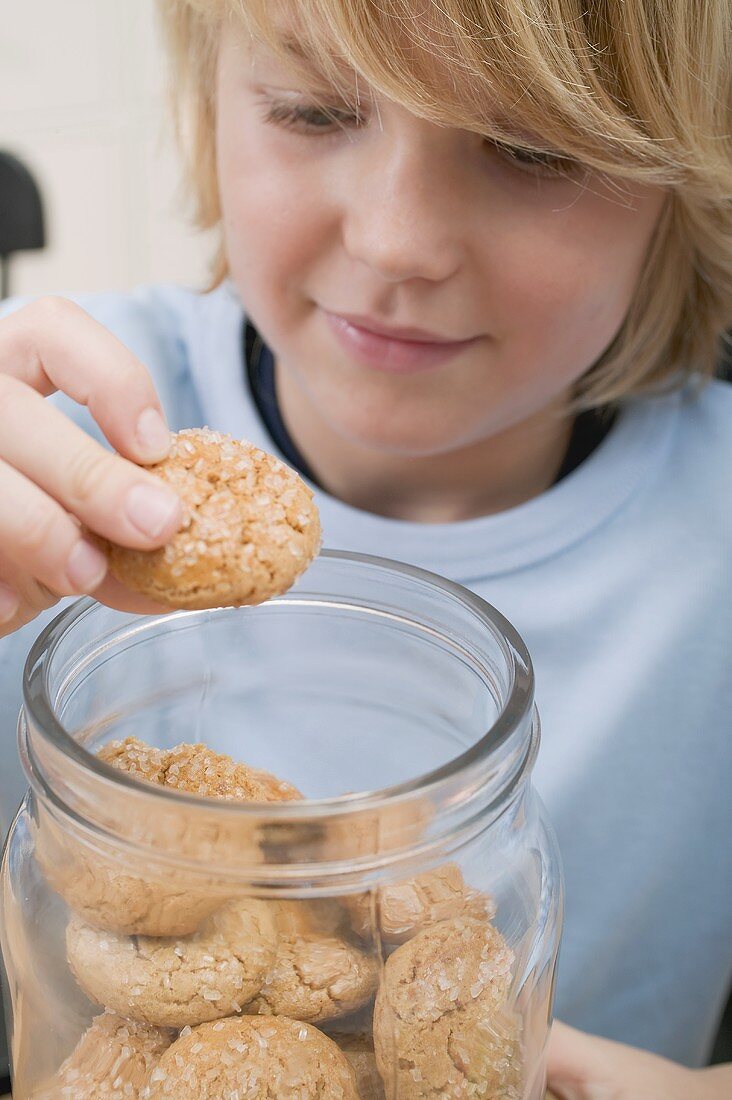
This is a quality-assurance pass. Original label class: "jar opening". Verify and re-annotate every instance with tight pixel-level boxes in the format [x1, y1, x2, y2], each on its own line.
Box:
[21, 552, 536, 878]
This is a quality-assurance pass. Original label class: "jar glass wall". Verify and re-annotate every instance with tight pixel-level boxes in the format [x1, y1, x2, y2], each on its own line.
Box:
[1, 551, 562, 1099]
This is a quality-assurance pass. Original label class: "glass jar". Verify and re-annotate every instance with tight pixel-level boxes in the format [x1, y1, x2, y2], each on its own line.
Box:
[1, 551, 562, 1099]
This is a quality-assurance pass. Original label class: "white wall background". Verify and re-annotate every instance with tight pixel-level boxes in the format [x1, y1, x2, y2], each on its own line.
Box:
[0, 0, 215, 298]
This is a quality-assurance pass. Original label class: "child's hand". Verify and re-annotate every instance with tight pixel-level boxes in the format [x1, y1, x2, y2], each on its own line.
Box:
[547, 1020, 732, 1099]
[0, 297, 183, 637]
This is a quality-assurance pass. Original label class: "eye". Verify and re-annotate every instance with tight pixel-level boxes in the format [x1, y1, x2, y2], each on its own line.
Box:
[488, 139, 579, 179]
[263, 100, 364, 133]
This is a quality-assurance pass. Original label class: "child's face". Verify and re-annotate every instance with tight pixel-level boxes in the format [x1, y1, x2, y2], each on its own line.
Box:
[216, 26, 666, 456]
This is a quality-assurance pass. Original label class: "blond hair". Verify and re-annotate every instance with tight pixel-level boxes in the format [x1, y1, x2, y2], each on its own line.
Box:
[157, 0, 732, 408]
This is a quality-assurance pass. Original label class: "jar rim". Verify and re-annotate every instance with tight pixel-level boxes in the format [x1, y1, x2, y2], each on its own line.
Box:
[23, 550, 535, 820]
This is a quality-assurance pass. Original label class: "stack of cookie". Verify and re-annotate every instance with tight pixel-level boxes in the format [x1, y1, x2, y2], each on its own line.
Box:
[35, 737, 524, 1099]
[35, 738, 372, 1099]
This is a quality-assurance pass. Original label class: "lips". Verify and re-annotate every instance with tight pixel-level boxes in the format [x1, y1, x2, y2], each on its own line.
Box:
[323, 310, 479, 375]
[332, 312, 469, 344]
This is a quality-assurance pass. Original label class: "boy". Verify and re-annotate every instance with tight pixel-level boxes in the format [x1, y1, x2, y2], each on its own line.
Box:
[0, 1, 730, 1094]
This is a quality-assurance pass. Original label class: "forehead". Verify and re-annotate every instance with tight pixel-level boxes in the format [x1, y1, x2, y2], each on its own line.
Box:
[221, 10, 346, 72]
[224, 5, 518, 132]
[231, 0, 464, 72]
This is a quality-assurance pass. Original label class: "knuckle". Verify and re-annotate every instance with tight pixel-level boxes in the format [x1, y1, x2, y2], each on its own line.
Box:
[31, 295, 78, 325]
[15, 502, 60, 557]
[105, 357, 140, 395]
[98, 346, 151, 401]
[66, 446, 116, 506]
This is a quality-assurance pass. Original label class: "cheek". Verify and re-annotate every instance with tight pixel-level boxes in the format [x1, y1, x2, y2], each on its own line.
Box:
[218, 145, 293, 287]
[487, 187, 662, 378]
[216, 112, 330, 322]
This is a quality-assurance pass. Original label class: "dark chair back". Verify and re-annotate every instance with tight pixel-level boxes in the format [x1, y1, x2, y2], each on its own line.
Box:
[0, 150, 46, 298]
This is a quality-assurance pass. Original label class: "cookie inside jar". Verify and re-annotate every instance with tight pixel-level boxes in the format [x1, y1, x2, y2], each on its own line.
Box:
[36, 733, 533, 1099]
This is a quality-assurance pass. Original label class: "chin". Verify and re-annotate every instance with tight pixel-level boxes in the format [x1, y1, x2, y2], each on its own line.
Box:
[326, 403, 470, 458]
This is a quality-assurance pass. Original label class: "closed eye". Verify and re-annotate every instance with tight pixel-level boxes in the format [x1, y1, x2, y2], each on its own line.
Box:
[488, 139, 580, 178]
[263, 101, 363, 133]
[262, 98, 583, 180]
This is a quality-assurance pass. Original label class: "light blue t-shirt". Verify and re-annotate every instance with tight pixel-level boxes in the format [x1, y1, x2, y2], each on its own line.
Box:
[0, 283, 730, 1068]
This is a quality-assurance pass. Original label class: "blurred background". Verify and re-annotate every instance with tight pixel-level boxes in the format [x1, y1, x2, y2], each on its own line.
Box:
[0, 0, 214, 301]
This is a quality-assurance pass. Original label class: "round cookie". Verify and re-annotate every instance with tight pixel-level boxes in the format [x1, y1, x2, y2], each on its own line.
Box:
[33, 1011, 173, 1099]
[67, 898, 278, 1029]
[99, 738, 303, 803]
[248, 933, 379, 1023]
[345, 864, 495, 945]
[100, 427, 321, 610]
[335, 1034, 386, 1100]
[39, 738, 301, 937]
[373, 916, 521, 1099]
[146, 1015, 360, 1098]
[37, 814, 223, 938]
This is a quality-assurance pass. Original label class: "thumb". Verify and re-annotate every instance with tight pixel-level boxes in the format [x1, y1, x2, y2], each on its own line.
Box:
[546, 1020, 608, 1099]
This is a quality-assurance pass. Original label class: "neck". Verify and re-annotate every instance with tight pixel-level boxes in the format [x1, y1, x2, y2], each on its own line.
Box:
[276, 367, 573, 523]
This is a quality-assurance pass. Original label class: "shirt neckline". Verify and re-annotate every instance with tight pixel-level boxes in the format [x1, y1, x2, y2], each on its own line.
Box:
[309, 393, 679, 575]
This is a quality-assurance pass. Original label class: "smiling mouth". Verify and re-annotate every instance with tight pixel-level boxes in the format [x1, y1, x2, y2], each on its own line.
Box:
[328, 311, 476, 345]
[322, 310, 480, 374]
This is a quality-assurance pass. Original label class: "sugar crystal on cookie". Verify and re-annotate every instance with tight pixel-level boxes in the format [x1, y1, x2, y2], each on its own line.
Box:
[100, 427, 321, 610]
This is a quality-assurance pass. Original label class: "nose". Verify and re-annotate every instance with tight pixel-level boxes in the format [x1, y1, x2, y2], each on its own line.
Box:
[340, 131, 466, 284]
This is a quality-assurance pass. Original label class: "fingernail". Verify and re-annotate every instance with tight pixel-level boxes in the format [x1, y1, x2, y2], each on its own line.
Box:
[136, 407, 171, 460]
[66, 539, 108, 592]
[126, 482, 180, 539]
[0, 583, 19, 624]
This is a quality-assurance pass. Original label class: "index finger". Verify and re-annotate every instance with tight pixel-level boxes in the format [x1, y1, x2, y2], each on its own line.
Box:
[0, 296, 172, 464]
